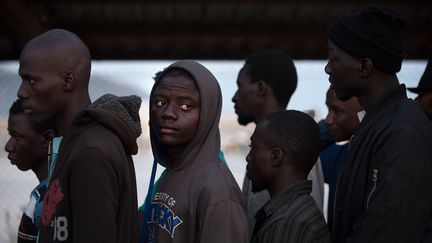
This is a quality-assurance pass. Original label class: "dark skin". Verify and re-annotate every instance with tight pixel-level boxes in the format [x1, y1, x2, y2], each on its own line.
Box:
[325, 40, 399, 112]
[5, 113, 55, 182]
[17, 29, 91, 136]
[246, 121, 305, 196]
[232, 65, 282, 125]
[150, 74, 200, 166]
[325, 88, 363, 142]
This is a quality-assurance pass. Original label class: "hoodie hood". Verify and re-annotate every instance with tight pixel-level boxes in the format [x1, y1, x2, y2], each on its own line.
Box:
[74, 93, 142, 155]
[150, 60, 222, 172]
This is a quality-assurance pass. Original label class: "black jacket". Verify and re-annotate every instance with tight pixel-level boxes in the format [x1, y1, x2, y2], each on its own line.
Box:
[333, 85, 432, 243]
[38, 94, 141, 243]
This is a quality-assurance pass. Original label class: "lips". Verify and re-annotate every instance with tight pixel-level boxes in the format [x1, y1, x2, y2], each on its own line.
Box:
[158, 126, 178, 135]
[8, 156, 17, 165]
[21, 103, 33, 114]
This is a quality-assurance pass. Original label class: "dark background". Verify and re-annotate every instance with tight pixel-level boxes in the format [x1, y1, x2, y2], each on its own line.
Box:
[1, 0, 431, 60]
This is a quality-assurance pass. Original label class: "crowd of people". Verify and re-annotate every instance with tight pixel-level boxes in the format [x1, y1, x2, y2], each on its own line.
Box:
[4, 5, 432, 243]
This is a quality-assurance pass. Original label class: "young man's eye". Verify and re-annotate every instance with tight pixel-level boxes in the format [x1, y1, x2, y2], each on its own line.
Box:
[179, 104, 192, 111]
[155, 100, 165, 107]
[29, 79, 35, 85]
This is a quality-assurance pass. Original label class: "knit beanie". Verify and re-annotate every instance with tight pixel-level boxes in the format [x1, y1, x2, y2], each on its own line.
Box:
[328, 5, 406, 74]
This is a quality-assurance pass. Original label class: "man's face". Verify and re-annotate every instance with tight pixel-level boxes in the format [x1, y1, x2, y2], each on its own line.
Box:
[150, 75, 200, 154]
[325, 89, 362, 142]
[232, 66, 260, 125]
[5, 114, 47, 171]
[17, 48, 65, 124]
[325, 40, 364, 101]
[246, 123, 273, 193]
[415, 90, 432, 121]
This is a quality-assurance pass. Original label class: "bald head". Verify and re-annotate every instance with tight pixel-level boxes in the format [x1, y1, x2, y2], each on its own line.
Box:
[21, 29, 91, 87]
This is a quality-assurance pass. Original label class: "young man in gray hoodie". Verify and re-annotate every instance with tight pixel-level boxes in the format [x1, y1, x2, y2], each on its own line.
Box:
[141, 60, 248, 243]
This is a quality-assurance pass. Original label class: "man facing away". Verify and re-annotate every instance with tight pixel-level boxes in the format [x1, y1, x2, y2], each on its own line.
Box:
[407, 59, 432, 121]
[141, 60, 248, 243]
[326, 6, 432, 242]
[5, 99, 57, 242]
[232, 49, 325, 237]
[319, 87, 363, 231]
[247, 110, 330, 243]
[17, 29, 141, 243]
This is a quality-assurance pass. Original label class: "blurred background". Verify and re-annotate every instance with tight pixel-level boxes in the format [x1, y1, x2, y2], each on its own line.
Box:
[1, 1, 431, 242]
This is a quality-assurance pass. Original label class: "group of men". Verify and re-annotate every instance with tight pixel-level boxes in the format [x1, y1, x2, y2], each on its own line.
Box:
[4, 4, 432, 243]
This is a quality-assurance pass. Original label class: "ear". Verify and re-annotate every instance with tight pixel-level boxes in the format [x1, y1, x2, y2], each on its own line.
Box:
[270, 147, 284, 167]
[63, 72, 76, 92]
[257, 80, 267, 97]
[42, 129, 57, 148]
[359, 58, 373, 78]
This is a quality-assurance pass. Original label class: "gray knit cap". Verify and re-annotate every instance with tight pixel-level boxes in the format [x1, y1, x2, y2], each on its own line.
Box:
[90, 93, 142, 138]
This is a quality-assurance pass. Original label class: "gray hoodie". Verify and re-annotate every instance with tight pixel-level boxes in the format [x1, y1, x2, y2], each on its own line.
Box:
[144, 60, 248, 243]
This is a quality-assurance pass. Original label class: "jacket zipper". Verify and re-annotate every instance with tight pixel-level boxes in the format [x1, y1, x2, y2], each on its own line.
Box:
[366, 169, 379, 209]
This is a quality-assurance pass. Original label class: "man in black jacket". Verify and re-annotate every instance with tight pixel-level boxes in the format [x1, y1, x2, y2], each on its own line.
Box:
[326, 6, 432, 243]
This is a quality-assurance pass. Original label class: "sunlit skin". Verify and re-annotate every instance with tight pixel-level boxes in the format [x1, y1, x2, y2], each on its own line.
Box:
[4, 113, 51, 182]
[415, 91, 432, 121]
[150, 74, 200, 164]
[325, 89, 362, 142]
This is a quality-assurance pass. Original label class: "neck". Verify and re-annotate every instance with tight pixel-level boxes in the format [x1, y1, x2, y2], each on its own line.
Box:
[357, 74, 399, 111]
[57, 93, 91, 136]
[268, 169, 306, 197]
[32, 159, 48, 183]
[254, 102, 284, 124]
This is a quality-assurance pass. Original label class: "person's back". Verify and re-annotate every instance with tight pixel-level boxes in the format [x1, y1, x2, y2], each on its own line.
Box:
[325, 6, 432, 242]
[141, 60, 248, 243]
[247, 111, 330, 243]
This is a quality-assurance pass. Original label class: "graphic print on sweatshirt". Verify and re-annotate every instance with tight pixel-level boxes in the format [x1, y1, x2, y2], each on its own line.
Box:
[41, 179, 68, 241]
[148, 192, 183, 241]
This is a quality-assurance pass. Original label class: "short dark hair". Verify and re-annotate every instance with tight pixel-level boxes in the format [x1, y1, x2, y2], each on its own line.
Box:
[262, 110, 321, 174]
[9, 99, 57, 133]
[244, 49, 297, 108]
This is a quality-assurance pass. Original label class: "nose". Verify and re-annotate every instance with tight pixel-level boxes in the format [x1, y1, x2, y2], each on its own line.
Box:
[325, 61, 332, 75]
[161, 102, 178, 120]
[232, 90, 238, 103]
[17, 82, 29, 99]
[5, 137, 14, 153]
[325, 112, 334, 126]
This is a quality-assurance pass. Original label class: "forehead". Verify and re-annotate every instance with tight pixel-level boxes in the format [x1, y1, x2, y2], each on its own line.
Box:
[19, 47, 56, 74]
[154, 75, 198, 95]
[8, 113, 34, 131]
[237, 66, 252, 82]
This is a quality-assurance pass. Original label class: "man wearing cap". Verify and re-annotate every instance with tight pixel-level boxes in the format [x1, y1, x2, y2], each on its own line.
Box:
[408, 59, 432, 121]
[326, 6, 432, 243]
